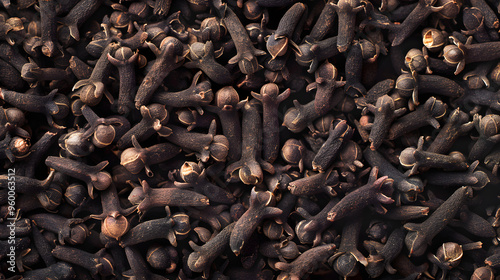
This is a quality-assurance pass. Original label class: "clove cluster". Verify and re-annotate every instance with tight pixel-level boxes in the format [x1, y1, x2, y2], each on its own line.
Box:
[2, 0, 500, 279]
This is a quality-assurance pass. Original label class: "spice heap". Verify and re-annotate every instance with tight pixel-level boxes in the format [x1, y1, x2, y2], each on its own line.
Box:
[1, 0, 500, 279]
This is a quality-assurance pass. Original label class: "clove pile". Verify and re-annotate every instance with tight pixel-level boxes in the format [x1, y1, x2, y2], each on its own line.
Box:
[2, 0, 500, 279]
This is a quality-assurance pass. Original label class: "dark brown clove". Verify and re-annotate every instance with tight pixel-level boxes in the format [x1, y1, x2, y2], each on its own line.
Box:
[251, 83, 290, 163]
[120, 135, 181, 177]
[266, 3, 306, 60]
[400, 136, 469, 175]
[73, 42, 119, 106]
[128, 180, 209, 215]
[155, 119, 229, 163]
[424, 161, 490, 190]
[364, 148, 424, 203]
[213, 0, 266, 75]
[116, 103, 169, 149]
[327, 167, 394, 222]
[288, 168, 339, 197]
[275, 244, 336, 279]
[205, 86, 244, 162]
[426, 107, 473, 154]
[364, 94, 406, 150]
[30, 213, 88, 245]
[187, 222, 235, 276]
[329, 217, 367, 278]
[364, 227, 405, 278]
[469, 114, 500, 162]
[387, 96, 447, 141]
[185, 41, 233, 85]
[80, 105, 130, 148]
[173, 161, 235, 204]
[120, 206, 190, 247]
[147, 244, 178, 273]
[294, 36, 339, 73]
[444, 36, 500, 75]
[134, 36, 188, 108]
[45, 156, 111, 198]
[0, 88, 69, 128]
[152, 71, 214, 113]
[306, 61, 346, 115]
[90, 184, 136, 240]
[226, 99, 274, 185]
[230, 188, 282, 255]
[107, 46, 138, 115]
[295, 198, 338, 246]
[59, 0, 103, 41]
[22, 262, 75, 280]
[404, 186, 473, 256]
[51, 245, 114, 276]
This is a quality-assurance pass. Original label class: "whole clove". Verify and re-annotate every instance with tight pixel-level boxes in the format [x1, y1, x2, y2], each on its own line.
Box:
[405, 186, 473, 257]
[120, 206, 190, 247]
[187, 222, 235, 275]
[226, 99, 274, 185]
[51, 245, 114, 277]
[45, 156, 112, 198]
[230, 188, 282, 255]
[275, 243, 336, 279]
[1, 1, 500, 279]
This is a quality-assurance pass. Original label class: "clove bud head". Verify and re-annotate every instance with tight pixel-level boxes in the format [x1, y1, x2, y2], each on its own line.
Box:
[422, 28, 446, 52]
[147, 244, 178, 273]
[283, 107, 308, 133]
[59, 130, 94, 157]
[471, 266, 495, 280]
[172, 213, 190, 236]
[478, 114, 500, 136]
[243, 0, 264, 20]
[102, 212, 129, 240]
[281, 139, 305, 166]
[37, 184, 63, 211]
[52, 94, 70, 119]
[267, 35, 289, 59]
[209, 135, 229, 162]
[10, 136, 30, 158]
[93, 125, 116, 148]
[443, 44, 464, 65]
[399, 147, 417, 167]
[5, 107, 26, 126]
[238, 55, 261, 75]
[69, 224, 90, 245]
[435, 242, 463, 269]
[332, 253, 360, 277]
[216, 86, 240, 109]
[279, 240, 300, 260]
[239, 161, 264, 185]
[200, 17, 226, 41]
[65, 184, 87, 207]
[114, 46, 135, 61]
[180, 161, 202, 183]
[120, 148, 145, 174]
[91, 172, 112, 191]
[405, 49, 426, 72]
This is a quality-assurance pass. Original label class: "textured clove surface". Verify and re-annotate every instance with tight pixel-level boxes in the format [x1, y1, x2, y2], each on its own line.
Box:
[1, 0, 500, 279]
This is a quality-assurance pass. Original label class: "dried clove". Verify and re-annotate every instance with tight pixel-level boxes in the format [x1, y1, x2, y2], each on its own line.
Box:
[120, 135, 181, 177]
[120, 206, 190, 247]
[128, 180, 209, 215]
[404, 186, 473, 256]
[230, 188, 282, 255]
[251, 83, 290, 163]
[226, 99, 274, 185]
[45, 156, 111, 198]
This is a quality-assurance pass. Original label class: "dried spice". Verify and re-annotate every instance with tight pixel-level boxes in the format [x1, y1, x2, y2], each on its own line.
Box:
[2, 0, 500, 279]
